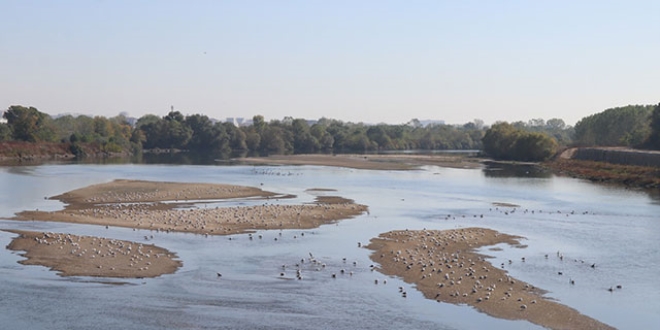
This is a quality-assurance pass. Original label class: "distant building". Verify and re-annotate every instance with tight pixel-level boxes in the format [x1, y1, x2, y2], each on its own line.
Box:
[419, 119, 445, 127]
[225, 117, 249, 127]
[0, 111, 7, 124]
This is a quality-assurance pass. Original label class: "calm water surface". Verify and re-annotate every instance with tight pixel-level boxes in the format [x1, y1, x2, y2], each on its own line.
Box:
[0, 163, 658, 329]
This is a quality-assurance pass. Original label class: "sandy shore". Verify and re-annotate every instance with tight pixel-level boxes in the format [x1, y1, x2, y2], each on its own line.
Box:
[13, 179, 368, 236]
[367, 228, 614, 330]
[5, 230, 182, 278]
[238, 154, 483, 170]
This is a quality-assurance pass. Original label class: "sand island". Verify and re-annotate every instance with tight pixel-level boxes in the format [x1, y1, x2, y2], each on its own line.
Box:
[13, 179, 368, 236]
[367, 227, 614, 330]
[6, 230, 181, 278]
[6, 179, 367, 278]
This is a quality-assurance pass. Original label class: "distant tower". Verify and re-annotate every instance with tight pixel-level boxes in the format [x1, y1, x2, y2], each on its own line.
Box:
[171, 105, 174, 112]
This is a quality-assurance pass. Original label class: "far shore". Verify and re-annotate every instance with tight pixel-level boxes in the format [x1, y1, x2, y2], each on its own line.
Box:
[237, 153, 484, 170]
[367, 228, 614, 330]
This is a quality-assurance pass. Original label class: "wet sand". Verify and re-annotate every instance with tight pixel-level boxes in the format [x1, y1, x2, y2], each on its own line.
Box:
[5, 230, 182, 278]
[238, 154, 483, 170]
[367, 228, 614, 330]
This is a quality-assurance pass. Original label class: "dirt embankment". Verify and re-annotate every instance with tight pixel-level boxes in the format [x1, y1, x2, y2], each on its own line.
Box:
[546, 148, 660, 189]
[567, 147, 660, 168]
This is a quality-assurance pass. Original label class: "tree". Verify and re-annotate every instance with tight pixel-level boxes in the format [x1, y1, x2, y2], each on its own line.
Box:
[223, 122, 247, 151]
[645, 103, 660, 150]
[482, 122, 557, 161]
[0, 123, 10, 141]
[482, 122, 519, 159]
[3, 105, 51, 142]
[574, 105, 653, 147]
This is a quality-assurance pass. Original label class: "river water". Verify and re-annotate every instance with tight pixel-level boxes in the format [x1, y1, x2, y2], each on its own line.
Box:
[0, 162, 658, 329]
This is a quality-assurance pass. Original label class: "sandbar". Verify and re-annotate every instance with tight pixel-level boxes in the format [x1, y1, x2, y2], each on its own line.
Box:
[13, 179, 369, 236]
[5, 230, 181, 278]
[367, 227, 614, 330]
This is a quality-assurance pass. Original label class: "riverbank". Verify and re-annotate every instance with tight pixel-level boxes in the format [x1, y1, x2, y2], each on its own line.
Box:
[0, 141, 128, 164]
[238, 153, 484, 170]
[367, 228, 614, 330]
[543, 158, 660, 189]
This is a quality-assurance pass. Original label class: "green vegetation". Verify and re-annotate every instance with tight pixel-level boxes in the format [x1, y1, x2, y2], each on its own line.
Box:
[1, 105, 137, 157]
[573, 105, 654, 147]
[3, 105, 490, 158]
[644, 103, 660, 150]
[481, 122, 558, 162]
[5, 102, 656, 162]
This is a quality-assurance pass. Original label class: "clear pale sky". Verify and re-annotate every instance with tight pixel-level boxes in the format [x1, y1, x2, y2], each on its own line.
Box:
[2, 1, 658, 126]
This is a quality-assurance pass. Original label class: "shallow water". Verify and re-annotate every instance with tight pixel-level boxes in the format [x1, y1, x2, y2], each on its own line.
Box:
[0, 163, 658, 329]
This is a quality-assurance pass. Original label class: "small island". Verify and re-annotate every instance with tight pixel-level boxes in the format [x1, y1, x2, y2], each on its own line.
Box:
[6, 179, 368, 278]
[367, 228, 614, 330]
[6, 230, 182, 278]
[13, 179, 369, 236]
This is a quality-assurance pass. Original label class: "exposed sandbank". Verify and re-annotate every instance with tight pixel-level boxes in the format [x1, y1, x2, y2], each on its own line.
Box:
[5, 230, 181, 278]
[367, 227, 614, 330]
[7, 179, 368, 278]
[13, 179, 368, 236]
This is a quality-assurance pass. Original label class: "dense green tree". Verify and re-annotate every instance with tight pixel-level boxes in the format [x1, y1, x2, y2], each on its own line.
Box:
[223, 122, 247, 151]
[3, 105, 52, 142]
[482, 122, 557, 161]
[291, 119, 319, 153]
[0, 123, 10, 141]
[482, 122, 519, 159]
[574, 105, 653, 147]
[310, 123, 334, 152]
[185, 114, 216, 151]
[645, 103, 660, 150]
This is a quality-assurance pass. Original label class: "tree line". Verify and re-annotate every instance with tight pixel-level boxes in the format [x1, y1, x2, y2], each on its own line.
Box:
[1, 105, 488, 157]
[572, 104, 656, 147]
[5, 103, 656, 162]
[481, 103, 660, 161]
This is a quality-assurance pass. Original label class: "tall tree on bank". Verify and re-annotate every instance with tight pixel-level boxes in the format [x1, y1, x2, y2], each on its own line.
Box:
[645, 103, 660, 150]
[573, 105, 653, 147]
[482, 122, 558, 161]
[3, 105, 56, 142]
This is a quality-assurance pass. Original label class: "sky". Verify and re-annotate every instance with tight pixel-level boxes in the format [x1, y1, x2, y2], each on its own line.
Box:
[1, 1, 659, 126]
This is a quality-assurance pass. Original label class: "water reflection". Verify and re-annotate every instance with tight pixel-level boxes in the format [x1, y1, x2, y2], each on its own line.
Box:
[482, 161, 553, 179]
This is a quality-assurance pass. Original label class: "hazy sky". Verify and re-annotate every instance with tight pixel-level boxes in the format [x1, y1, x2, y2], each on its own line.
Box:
[2, 1, 658, 126]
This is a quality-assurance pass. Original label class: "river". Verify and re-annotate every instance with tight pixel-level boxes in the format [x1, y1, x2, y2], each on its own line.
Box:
[0, 162, 658, 329]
